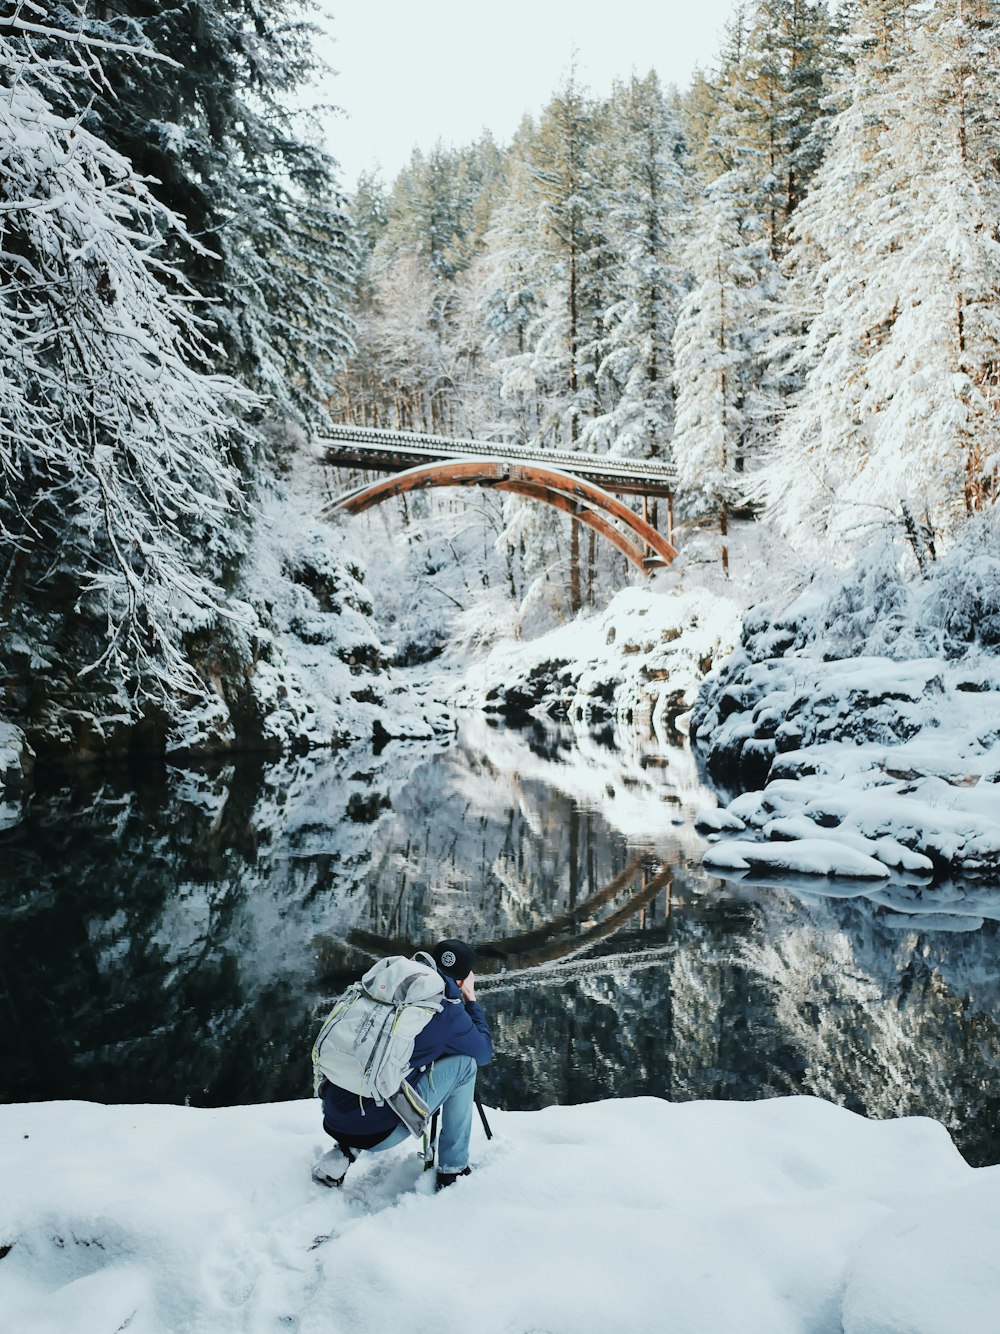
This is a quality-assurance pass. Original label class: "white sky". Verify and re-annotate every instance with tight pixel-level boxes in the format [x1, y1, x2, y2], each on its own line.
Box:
[311, 1, 739, 188]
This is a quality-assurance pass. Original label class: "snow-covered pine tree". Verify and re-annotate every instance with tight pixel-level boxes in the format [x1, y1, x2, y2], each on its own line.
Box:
[764, 0, 1000, 556]
[680, 6, 752, 187]
[581, 72, 687, 468]
[781, 0, 843, 218]
[736, 0, 839, 257]
[524, 74, 603, 456]
[757, 0, 904, 551]
[680, 0, 841, 258]
[360, 253, 455, 433]
[512, 76, 606, 610]
[0, 12, 257, 714]
[339, 138, 504, 433]
[475, 152, 547, 444]
[672, 168, 784, 573]
[61, 0, 356, 441]
[335, 170, 389, 426]
[860, 0, 1000, 532]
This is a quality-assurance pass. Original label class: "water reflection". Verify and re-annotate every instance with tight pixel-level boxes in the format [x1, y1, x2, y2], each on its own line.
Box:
[2, 719, 1000, 1167]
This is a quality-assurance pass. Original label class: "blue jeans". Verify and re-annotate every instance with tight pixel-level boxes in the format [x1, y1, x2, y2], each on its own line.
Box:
[368, 1053, 478, 1174]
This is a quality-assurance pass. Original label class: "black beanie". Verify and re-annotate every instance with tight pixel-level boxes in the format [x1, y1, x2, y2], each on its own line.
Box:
[432, 938, 475, 981]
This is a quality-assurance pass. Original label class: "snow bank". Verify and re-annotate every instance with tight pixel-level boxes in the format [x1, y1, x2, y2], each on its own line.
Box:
[452, 580, 742, 743]
[704, 835, 891, 879]
[164, 492, 452, 759]
[692, 530, 1000, 880]
[1, 1095, 998, 1334]
[0, 485, 452, 816]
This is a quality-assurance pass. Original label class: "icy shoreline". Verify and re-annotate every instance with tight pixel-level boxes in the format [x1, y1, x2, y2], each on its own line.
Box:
[690, 538, 1000, 883]
[452, 523, 1000, 885]
[2, 1094, 998, 1334]
[449, 579, 743, 742]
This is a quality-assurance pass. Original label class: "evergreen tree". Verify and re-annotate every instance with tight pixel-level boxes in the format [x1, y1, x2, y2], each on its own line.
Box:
[764, 0, 1000, 555]
[681, 0, 841, 257]
[476, 152, 547, 443]
[680, 7, 752, 186]
[62, 0, 356, 439]
[582, 72, 688, 464]
[340, 137, 506, 432]
[0, 12, 256, 706]
[524, 74, 603, 454]
[672, 169, 784, 573]
[514, 76, 605, 609]
[376, 137, 505, 286]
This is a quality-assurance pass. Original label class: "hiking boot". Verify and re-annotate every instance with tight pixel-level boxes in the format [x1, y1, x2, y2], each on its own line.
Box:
[435, 1166, 471, 1192]
[312, 1146, 352, 1188]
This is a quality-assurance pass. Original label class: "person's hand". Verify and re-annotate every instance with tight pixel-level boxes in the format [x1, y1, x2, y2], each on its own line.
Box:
[458, 972, 476, 1002]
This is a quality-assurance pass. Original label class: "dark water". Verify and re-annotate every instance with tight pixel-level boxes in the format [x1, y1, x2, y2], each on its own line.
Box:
[2, 715, 1000, 1166]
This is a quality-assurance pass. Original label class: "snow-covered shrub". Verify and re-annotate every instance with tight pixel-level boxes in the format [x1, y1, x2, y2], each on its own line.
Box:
[923, 510, 1000, 653]
[815, 542, 923, 660]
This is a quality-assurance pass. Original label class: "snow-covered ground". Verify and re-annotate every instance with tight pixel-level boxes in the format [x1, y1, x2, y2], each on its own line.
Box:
[448, 517, 1000, 885]
[691, 525, 1000, 882]
[2, 1095, 998, 1334]
[450, 577, 743, 741]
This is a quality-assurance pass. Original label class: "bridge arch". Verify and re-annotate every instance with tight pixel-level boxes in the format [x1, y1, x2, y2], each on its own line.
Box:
[325, 458, 677, 572]
[342, 859, 673, 976]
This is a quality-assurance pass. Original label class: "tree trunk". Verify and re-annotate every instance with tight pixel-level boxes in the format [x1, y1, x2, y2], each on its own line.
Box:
[570, 519, 581, 613]
[568, 225, 582, 614]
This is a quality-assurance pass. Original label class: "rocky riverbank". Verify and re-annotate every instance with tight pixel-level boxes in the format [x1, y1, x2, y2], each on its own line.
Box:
[690, 522, 1000, 881]
[449, 578, 743, 741]
[0, 493, 451, 820]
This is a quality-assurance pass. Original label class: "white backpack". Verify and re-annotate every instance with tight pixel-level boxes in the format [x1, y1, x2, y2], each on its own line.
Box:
[312, 953, 445, 1105]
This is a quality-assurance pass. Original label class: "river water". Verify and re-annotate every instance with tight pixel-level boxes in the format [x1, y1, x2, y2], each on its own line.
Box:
[2, 714, 1000, 1166]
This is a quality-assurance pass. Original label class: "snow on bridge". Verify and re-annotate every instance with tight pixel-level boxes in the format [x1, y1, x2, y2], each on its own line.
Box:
[319, 424, 678, 573]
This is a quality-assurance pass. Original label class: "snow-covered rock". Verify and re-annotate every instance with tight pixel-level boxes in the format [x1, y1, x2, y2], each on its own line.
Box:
[691, 533, 1000, 880]
[0, 721, 33, 825]
[452, 581, 743, 743]
[1, 1095, 998, 1334]
[704, 835, 891, 879]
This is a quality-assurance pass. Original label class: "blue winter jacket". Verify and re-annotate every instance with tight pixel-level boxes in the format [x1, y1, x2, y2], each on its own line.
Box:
[320, 975, 492, 1147]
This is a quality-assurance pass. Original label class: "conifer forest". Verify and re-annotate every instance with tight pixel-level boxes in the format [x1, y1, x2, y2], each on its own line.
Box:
[1, 0, 999, 766]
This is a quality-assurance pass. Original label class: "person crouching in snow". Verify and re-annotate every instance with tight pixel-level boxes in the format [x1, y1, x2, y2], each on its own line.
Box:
[313, 938, 492, 1192]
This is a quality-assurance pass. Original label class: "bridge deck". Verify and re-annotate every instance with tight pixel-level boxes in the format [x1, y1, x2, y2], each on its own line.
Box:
[320, 423, 676, 499]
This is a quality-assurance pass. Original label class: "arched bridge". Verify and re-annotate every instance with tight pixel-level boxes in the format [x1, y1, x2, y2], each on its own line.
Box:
[319, 424, 678, 573]
[339, 857, 674, 977]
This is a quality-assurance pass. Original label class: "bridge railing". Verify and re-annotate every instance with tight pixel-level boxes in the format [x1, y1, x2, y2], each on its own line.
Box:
[319, 422, 677, 487]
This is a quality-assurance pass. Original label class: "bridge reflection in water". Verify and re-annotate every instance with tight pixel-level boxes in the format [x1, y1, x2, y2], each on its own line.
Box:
[5, 731, 1000, 1167]
[346, 858, 674, 977]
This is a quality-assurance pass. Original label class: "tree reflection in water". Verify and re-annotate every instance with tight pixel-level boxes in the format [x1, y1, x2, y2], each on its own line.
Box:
[2, 719, 999, 1166]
